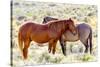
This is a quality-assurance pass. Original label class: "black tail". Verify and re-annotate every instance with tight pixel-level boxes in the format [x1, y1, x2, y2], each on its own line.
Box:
[89, 28, 92, 54]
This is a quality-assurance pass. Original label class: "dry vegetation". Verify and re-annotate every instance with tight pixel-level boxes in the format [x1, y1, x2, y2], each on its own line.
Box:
[11, 0, 97, 66]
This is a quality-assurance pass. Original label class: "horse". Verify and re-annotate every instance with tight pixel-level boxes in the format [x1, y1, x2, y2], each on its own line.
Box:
[42, 16, 92, 55]
[18, 18, 76, 59]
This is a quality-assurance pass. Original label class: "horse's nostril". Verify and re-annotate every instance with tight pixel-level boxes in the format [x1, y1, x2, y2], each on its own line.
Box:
[73, 31, 77, 35]
[74, 33, 76, 35]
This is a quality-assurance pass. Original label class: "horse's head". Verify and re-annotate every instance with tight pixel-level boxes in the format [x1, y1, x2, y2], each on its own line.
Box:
[66, 18, 77, 35]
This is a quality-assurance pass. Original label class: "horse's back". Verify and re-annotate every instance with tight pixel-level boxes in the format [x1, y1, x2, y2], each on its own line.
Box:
[19, 22, 34, 31]
[19, 22, 48, 31]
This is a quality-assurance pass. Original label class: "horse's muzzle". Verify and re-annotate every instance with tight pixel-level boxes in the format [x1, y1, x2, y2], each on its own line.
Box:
[73, 31, 77, 35]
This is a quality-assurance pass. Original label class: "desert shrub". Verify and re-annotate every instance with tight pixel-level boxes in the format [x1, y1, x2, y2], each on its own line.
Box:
[81, 54, 95, 61]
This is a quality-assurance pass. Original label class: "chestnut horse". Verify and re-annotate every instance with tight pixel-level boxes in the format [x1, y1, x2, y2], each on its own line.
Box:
[18, 18, 76, 59]
[42, 16, 92, 55]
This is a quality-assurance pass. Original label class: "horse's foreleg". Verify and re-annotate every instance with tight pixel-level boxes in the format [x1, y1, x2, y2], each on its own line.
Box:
[84, 40, 89, 53]
[48, 40, 54, 53]
[52, 40, 57, 54]
[59, 37, 66, 56]
[48, 43, 52, 53]
[23, 40, 30, 60]
[63, 42, 66, 55]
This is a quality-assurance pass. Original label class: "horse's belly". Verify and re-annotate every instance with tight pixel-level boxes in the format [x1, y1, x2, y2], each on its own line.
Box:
[31, 32, 50, 43]
[32, 37, 49, 43]
[33, 39, 49, 43]
[63, 31, 79, 41]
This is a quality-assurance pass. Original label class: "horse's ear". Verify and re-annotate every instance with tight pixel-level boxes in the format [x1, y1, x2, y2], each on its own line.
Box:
[69, 18, 75, 23]
[69, 18, 72, 20]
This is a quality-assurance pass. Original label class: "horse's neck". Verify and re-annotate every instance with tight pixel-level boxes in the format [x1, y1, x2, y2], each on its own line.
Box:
[48, 22, 65, 33]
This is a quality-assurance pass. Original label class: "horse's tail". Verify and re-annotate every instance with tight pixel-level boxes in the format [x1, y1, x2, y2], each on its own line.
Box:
[18, 31, 23, 53]
[89, 28, 92, 54]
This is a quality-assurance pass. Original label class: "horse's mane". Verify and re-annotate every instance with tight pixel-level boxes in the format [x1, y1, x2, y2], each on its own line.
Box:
[47, 19, 66, 24]
[43, 16, 58, 23]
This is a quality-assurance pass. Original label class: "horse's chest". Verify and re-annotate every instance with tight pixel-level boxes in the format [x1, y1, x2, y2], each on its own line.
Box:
[63, 31, 79, 41]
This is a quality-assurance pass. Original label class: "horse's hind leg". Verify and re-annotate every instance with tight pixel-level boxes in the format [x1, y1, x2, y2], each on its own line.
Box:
[89, 38, 92, 54]
[23, 40, 30, 59]
[84, 40, 89, 53]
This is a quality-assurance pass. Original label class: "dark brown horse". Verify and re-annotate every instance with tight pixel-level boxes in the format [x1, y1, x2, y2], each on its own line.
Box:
[18, 18, 76, 59]
[42, 16, 92, 55]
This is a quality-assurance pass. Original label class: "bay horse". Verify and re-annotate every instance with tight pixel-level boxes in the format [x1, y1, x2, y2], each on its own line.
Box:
[18, 18, 76, 59]
[42, 16, 92, 55]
